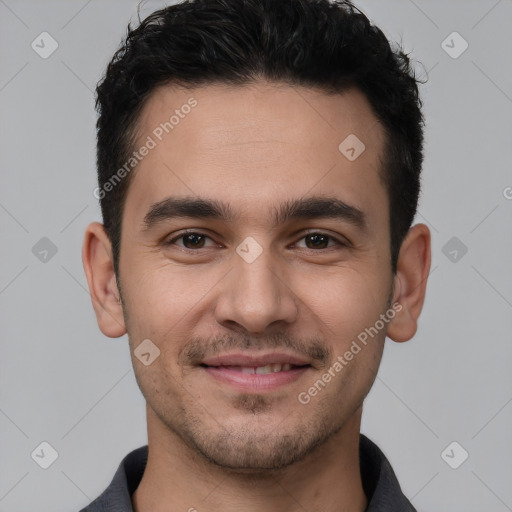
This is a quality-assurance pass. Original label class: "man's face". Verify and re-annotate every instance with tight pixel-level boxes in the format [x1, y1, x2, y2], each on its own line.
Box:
[118, 81, 393, 470]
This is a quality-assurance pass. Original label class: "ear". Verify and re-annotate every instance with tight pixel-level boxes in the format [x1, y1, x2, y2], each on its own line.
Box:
[387, 223, 431, 343]
[82, 222, 126, 338]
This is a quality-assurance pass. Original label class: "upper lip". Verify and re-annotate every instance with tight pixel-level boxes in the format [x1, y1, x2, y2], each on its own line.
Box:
[201, 352, 311, 367]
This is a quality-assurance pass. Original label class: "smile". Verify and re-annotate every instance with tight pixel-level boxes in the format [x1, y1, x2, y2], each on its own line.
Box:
[219, 363, 294, 374]
[201, 362, 311, 392]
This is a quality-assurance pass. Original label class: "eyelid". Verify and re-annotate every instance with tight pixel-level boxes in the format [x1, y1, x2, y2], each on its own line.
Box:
[294, 229, 350, 249]
[165, 229, 220, 247]
[165, 229, 350, 250]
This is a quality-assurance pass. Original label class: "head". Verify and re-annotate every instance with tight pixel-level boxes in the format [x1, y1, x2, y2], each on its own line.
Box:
[83, 0, 430, 471]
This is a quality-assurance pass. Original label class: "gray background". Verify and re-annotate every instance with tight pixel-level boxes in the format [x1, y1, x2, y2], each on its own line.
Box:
[1, 0, 511, 511]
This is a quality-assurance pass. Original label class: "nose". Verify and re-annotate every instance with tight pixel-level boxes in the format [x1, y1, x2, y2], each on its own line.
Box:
[213, 245, 299, 334]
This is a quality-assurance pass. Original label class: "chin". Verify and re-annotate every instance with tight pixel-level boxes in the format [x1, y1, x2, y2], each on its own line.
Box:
[180, 413, 339, 472]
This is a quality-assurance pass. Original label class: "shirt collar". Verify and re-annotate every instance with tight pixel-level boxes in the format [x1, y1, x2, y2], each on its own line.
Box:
[80, 434, 416, 511]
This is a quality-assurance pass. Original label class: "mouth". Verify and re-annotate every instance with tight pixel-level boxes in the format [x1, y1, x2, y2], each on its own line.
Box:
[199, 352, 313, 392]
[201, 362, 305, 374]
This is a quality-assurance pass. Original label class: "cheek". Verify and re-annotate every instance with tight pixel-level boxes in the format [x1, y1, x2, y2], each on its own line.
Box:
[307, 269, 389, 395]
[303, 265, 390, 337]
[123, 260, 207, 322]
[121, 261, 226, 365]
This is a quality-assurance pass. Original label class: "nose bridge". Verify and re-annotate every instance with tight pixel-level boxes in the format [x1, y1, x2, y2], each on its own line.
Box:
[214, 237, 298, 332]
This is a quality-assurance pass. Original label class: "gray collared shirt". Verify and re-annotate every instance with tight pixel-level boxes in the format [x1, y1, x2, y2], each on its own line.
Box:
[78, 434, 416, 511]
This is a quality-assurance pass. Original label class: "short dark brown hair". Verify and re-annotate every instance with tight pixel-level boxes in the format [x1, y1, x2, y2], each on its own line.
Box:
[95, 0, 425, 277]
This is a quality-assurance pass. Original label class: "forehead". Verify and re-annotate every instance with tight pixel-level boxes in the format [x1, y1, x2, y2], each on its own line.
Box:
[125, 81, 387, 229]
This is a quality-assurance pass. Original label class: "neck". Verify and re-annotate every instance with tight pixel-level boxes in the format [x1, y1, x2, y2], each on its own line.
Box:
[133, 406, 367, 512]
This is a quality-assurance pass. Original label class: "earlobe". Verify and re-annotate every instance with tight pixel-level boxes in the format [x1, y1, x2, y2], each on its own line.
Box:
[386, 223, 431, 343]
[82, 222, 127, 338]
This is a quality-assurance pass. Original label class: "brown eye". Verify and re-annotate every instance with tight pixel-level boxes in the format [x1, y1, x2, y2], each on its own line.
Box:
[296, 232, 345, 250]
[181, 233, 206, 249]
[304, 233, 330, 249]
[166, 232, 215, 250]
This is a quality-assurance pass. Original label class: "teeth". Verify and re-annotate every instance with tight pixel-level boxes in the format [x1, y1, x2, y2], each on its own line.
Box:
[236, 363, 293, 374]
[256, 365, 275, 374]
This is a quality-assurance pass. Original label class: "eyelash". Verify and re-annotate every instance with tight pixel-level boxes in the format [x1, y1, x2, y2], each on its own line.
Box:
[165, 230, 348, 251]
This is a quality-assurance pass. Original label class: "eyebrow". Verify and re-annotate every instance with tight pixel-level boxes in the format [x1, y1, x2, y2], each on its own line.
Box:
[142, 195, 367, 232]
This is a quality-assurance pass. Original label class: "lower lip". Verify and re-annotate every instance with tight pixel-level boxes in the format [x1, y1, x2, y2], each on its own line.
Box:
[202, 366, 310, 392]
